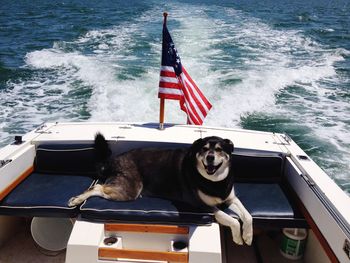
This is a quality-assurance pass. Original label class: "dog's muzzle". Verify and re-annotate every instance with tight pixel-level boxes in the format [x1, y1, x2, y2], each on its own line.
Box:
[203, 161, 223, 175]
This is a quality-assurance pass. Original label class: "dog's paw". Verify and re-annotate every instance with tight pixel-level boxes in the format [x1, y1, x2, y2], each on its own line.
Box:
[68, 196, 82, 207]
[231, 230, 244, 245]
[243, 230, 253, 246]
[226, 217, 244, 245]
[229, 223, 244, 245]
[242, 215, 253, 245]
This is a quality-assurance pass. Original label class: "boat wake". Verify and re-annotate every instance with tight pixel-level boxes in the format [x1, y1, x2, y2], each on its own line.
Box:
[0, 2, 349, 193]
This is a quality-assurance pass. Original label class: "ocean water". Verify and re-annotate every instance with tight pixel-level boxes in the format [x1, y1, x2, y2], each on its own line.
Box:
[0, 0, 349, 194]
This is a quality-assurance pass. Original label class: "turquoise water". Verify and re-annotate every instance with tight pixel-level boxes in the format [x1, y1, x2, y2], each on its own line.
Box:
[0, 0, 349, 194]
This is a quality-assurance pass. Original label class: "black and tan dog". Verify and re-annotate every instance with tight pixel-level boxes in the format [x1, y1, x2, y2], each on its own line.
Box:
[68, 134, 253, 245]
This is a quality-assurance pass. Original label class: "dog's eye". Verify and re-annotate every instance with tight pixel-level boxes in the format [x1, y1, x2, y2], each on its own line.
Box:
[202, 146, 209, 152]
[215, 147, 223, 152]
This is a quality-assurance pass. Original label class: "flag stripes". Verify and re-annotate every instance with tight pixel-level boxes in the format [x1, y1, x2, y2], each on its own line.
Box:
[158, 65, 212, 125]
[158, 23, 212, 125]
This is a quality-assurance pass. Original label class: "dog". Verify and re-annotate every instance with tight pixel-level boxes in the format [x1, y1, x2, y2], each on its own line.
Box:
[68, 134, 253, 245]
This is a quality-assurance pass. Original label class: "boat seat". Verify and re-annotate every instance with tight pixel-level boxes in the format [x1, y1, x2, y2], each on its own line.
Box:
[0, 143, 307, 228]
[0, 172, 95, 217]
[0, 144, 97, 217]
[230, 153, 306, 228]
[80, 152, 306, 227]
[226, 183, 306, 228]
[80, 193, 214, 225]
[79, 182, 306, 228]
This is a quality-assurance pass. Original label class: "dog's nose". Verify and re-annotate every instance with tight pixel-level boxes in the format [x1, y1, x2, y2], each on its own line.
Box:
[206, 154, 215, 163]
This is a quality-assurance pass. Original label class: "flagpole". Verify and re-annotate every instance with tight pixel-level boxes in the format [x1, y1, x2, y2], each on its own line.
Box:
[159, 12, 168, 130]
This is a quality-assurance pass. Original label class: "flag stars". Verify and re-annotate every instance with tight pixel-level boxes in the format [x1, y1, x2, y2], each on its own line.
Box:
[159, 23, 212, 125]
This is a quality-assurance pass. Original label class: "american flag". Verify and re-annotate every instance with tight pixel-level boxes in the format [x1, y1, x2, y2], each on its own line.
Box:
[158, 24, 212, 125]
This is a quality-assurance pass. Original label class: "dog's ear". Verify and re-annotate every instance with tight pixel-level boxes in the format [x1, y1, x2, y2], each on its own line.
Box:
[223, 139, 234, 154]
[188, 138, 204, 158]
[191, 138, 204, 151]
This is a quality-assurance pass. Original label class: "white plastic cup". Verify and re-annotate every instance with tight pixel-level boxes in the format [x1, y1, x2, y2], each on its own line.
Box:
[280, 228, 307, 260]
[31, 217, 74, 252]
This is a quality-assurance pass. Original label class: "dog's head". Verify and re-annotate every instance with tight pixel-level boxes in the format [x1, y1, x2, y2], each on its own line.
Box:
[190, 136, 234, 182]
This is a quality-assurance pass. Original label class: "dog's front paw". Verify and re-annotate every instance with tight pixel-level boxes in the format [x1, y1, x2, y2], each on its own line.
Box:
[242, 215, 253, 245]
[68, 196, 82, 207]
[231, 230, 244, 245]
[229, 220, 244, 245]
[243, 229, 253, 246]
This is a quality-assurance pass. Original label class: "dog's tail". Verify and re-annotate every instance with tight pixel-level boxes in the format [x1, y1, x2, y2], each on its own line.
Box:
[94, 133, 111, 161]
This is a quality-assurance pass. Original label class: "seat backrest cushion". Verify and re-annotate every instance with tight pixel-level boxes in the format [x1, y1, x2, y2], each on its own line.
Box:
[35, 143, 96, 175]
[232, 153, 284, 182]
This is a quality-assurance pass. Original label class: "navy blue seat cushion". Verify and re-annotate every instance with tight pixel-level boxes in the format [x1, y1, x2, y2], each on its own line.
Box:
[225, 183, 306, 228]
[236, 183, 292, 217]
[80, 196, 214, 225]
[0, 173, 95, 217]
[35, 144, 96, 175]
[80, 183, 305, 227]
[232, 154, 284, 182]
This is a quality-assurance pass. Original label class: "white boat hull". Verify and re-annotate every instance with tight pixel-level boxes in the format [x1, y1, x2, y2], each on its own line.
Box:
[0, 122, 348, 262]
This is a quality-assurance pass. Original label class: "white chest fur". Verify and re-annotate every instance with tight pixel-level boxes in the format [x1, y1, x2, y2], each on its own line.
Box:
[197, 189, 235, 207]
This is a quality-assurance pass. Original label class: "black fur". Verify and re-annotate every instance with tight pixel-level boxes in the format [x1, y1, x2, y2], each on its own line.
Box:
[189, 137, 234, 200]
[94, 133, 112, 162]
[69, 134, 253, 246]
[93, 134, 235, 210]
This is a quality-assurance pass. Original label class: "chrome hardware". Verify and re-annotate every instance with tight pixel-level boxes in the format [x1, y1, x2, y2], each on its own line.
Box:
[0, 159, 12, 169]
[14, 135, 23, 145]
[344, 239, 350, 259]
[297, 155, 310, 161]
[280, 133, 291, 145]
[34, 123, 52, 134]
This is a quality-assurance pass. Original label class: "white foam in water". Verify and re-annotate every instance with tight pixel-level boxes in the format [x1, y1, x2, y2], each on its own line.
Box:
[0, 4, 349, 191]
[164, 5, 350, 183]
[223, 8, 350, 179]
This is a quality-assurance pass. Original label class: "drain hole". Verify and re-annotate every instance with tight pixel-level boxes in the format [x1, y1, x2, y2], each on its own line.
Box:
[104, 237, 118, 246]
[173, 241, 187, 250]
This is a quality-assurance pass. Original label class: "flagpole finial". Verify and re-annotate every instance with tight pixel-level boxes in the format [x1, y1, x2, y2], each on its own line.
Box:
[163, 12, 168, 26]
